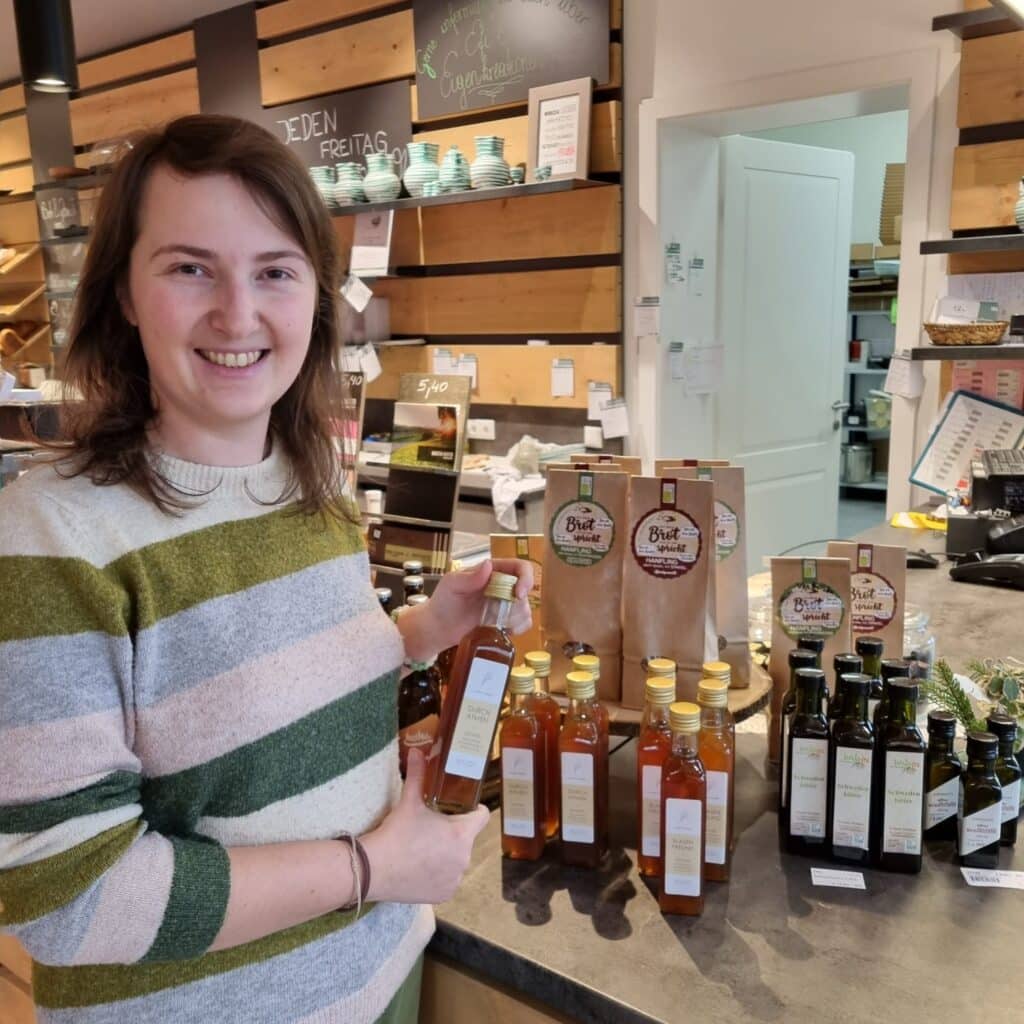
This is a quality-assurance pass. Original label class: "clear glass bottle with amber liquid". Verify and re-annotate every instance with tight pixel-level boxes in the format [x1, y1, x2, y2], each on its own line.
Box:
[778, 649, 821, 829]
[924, 711, 962, 842]
[524, 651, 561, 840]
[573, 653, 609, 848]
[987, 713, 1021, 847]
[958, 731, 1002, 869]
[698, 678, 734, 881]
[785, 668, 830, 856]
[827, 674, 874, 864]
[876, 680, 926, 873]
[855, 636, 885, 720]
[828, 654, 863, 724]
[500, 667, 546, 861]
[637, 675, 676, 877]
[702, 660, 736, 852]
[659, 702, 706, 916]
[397, 654, 442, 779]
[423, 571, 518, 814]
[559, 671, 607, 868]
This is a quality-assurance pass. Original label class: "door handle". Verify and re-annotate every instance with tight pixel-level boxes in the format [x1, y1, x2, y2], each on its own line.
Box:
[831, 400, 850, 431]
[831, 401, 850, 412]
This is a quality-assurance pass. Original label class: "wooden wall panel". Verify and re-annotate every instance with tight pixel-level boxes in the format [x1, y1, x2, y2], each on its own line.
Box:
[964, 0, 992, 10]
[257, 0, 400, 40]
[70, 69, 200, 147]
[0, 116, 30, 168]
[949, 251, 1024, 274]
[366, 342, 621, 407]
[374, 266, 620, 334]
[78, 32, 196, 91]
[951, 140, 1024, 229]
[958, 32, 1024, 128]
[259, 11, 415, 106]
[0, 164, 34, 196]
[0, 84, 25, 117]
[0, 198, 40, 242]
[414, 100, 621, 175]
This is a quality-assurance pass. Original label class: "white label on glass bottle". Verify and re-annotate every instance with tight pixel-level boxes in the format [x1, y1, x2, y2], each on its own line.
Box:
[882, 751, 925, 854]
[831, 746, 873, 850]
[789, 738, 829, 837]
[925, 776, 960, 830]
[705, 770, 729, 865]
[959, 800, 1002, 856]
[501, 747, 535, 838]
[1001, 779, 1021, 824]
[780, 713, 792, 809]
[663, 798, 702, 896]
[641, 765, 662, 856]
[561, 752, 595, 844]
[444, 658, 509, 780]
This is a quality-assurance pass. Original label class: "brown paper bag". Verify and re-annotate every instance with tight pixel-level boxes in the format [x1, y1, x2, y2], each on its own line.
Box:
[655, 459, 730, 472]
[768, 557, 851, 763]
[571, 454, 643, 475]
[661, 465, 752, 688]
[621, 476, 717, 709]
[542, 469, 628, 700]
[490, 534, 546, 665]
[826, 541, 906, 658]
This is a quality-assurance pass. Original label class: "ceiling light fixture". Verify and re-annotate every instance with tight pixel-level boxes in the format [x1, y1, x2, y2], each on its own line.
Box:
[13, 0, 79, 94]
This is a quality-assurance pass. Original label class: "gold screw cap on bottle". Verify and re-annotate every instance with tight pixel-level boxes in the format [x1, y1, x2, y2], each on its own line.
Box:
[647, 658, 677, 678]
[702, 661, 731, 684]
[572, 653, 601, 681]
[406, 594, 429, 606]
[669, 701, 701, 733]
[484, 571, 519, 602]
[645, 677, 676, 705]
[509, 665, 536, 695]
[566, 670, 597, 700]
[698, 678, 729, 708]
[525, 650, 551, 677]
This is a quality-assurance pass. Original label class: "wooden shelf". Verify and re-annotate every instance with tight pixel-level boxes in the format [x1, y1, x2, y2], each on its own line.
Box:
[920, 232, 1024, 255]
[0, 282, 45, 319]
[34, 172, 110, 192]
[330, 178, 611, 218]
[840, 474, 888, 492]
[0, 244, 40, 276]
[5, 323, 51, 362]
[0, 192, 33, 207]
[911, 343, 1024, 361]
[933, 7, 1020, 38]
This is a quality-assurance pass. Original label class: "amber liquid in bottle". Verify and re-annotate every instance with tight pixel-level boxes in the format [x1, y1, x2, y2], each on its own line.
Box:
[397, 660, 442, 778]
[423, 590, 516, 814]
[637, 686, 674, 877]
[500, 692, 546, 861]
[588, 697, 610, 851]
[698, 683, 734, 883]
[560, 692, 607, 868]
[659, 711, 706, 916]
[524, 655, 562, 840]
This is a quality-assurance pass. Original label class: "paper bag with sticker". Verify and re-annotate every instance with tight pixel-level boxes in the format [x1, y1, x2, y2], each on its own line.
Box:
[826, 541, 906, 658]
[768, 557, 851, 763]
[571, 454, 643, 475]
[490, 533, 545, 664]
[621, 476, 717, 709]
[542, 468, 628, 700]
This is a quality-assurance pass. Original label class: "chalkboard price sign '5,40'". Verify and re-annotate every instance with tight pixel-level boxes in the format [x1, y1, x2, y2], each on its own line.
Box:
[413, 0, 609, 121]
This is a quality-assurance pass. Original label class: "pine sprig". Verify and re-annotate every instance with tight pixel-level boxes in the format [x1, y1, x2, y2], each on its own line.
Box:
[922, 660, 985, 733]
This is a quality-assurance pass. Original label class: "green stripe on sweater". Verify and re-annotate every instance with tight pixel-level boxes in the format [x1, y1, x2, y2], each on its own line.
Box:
[142, 670, 399, 834]
[33, 904, 375, 1008]
[0, 772, 138, 835]
[141, 835, 230, 962]
[0, 820, 141, 925]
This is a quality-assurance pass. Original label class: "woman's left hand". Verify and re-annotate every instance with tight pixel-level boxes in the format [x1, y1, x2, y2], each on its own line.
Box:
[396, 558, 534, 662]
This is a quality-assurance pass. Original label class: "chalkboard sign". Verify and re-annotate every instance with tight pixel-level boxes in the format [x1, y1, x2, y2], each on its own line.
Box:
[413, 0, 609, 120]
[265, 80, 413, 175]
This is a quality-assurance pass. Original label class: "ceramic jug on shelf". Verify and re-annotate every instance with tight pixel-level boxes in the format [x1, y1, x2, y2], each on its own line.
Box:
[363, 152, 401, 203]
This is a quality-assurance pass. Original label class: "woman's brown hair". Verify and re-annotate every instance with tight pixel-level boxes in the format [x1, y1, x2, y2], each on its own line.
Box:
[58, 113, 353, 519]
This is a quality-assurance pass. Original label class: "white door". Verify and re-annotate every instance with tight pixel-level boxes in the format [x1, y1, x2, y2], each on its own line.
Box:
[717, 136, 853, 575]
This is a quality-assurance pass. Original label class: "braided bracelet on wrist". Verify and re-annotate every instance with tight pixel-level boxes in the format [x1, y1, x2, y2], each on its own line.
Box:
[336, 834, 371, 916]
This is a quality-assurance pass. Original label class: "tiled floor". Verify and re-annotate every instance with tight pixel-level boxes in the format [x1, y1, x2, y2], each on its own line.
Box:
[838, 497, 887, 539]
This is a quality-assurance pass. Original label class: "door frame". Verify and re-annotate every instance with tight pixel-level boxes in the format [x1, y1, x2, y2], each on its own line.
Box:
[629, 46, 960, 517]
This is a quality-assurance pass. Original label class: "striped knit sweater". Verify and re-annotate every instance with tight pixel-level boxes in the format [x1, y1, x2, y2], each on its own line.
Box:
[0, 446, 433, 1023]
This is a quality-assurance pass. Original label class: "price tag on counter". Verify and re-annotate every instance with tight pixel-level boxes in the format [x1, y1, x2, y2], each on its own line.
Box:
[810, 868, 866, 890]
[961, 868, 1024, 890]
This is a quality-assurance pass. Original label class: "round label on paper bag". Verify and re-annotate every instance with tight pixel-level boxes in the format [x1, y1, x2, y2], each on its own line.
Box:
[714, 500, 739, 561]
[778, 581, 845, 639]
[550, 500, 615, 567]
[850, 571, 897, 632]
[631, 507, 702, 579]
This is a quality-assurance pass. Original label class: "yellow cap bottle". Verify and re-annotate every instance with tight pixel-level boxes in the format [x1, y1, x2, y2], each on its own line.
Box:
[573, 653, 600, 681]
[645, 677, 676, 705]
[669, 701, 701, 734]
[525, 651, 551, 678]
[566, 670, 597, 701]
[702, 661, 731, 686]
[697, 678, 729, 708]
[509, 665, 537, 695]
[647, 658, 677, 679]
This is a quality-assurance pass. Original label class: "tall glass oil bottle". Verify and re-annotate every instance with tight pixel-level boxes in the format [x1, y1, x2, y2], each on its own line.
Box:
[778, 648, 820, 829]
[423, 572, 518, 814]
[876, 680, 926, 873]
[828, 654, 863, 724]
[397, 654, 443, 778]
[785, 668, 830, 856]
[524, 652, 561, 839]
[637, 676, 676, 877]
[559, 671, 607, 868]
[573, 653, 609, 848]
[924, 710, 962, 842]
[855, 636, 885, 719]
[987, 713, 1021, 847]
[872, 659, 910, 735]
[958, 731, 1002, 869]
[827, 674, 874, 864]
[499, 667, 546, 860]
[698, 678, 734, 881]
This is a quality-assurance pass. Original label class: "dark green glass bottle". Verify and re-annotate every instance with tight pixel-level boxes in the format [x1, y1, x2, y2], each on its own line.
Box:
[827, 674, 874, 864]
[785, 668, 829, 856]
[958, 731, 1002, 869]
[855, 637, 885, 719]
[872, 659, 911, 735]
[829, 654, 863, 723]
[778, 649, 821, 828]
[986, 713, 1021, 847]
[924, 711, 962, 842]
[876, 680, 926, 873]
[796, 636, 825, 664]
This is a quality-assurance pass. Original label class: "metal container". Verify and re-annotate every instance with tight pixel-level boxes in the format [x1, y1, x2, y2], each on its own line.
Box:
[841, 443, 873, 484]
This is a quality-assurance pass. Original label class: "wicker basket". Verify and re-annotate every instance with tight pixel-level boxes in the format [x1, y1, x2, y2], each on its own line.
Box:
[922, 321, 1008, 346]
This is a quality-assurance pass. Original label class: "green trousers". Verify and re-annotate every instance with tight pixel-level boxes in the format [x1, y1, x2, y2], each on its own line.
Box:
[375, 955, 423, 1024]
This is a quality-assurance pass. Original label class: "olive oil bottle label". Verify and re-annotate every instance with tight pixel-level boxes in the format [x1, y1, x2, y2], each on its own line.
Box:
[641, 765, 662, 856]
[882, 752, 925, 855]
[925, 776, 960, 830]
[445, 658, 510, 780]
[705, 770, 729, 864]
[780, 714, 792, 809]
[959, 800, 1002, 856]
[560, 752, 595, 843]
[831, 747, 873, 850]
[790, 738, 829, 837]
[501, 747, 536, 838]
[664, 798, 702, 896]
[1001, 779, 1021, 824]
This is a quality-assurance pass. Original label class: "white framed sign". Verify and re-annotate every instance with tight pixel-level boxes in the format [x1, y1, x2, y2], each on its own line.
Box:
[527, 78, 594, 183]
